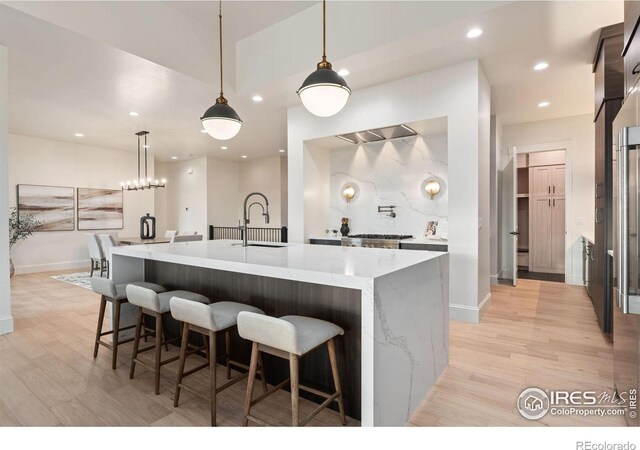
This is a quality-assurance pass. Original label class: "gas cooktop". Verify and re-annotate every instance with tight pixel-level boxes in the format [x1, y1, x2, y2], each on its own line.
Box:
[346, 234, 413, 240]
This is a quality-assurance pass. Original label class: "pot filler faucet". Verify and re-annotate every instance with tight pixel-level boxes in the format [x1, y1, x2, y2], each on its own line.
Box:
[242, 192, 270, 247]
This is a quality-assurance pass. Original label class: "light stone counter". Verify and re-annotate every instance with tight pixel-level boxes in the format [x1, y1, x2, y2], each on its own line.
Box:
[111, 239, 449, 426]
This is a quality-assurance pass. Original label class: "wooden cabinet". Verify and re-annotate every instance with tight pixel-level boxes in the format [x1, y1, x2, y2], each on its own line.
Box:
[624, 2, 640, 99]
[529, 164, 565, 274]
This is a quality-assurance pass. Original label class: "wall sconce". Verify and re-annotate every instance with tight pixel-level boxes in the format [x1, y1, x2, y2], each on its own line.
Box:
[342, 183, 357, 203]
[423, 177, 441, 199]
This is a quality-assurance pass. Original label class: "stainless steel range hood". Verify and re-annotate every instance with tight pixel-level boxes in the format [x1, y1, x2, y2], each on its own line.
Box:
[336, 123, 417, 145]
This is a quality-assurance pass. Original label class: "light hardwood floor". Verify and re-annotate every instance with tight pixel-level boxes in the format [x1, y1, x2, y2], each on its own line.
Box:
[0, 270, 356, 426]
[0, 272, 625, 426]
[410, 279, 625, 426]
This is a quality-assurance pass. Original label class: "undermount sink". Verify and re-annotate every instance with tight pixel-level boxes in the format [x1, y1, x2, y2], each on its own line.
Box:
[247, 243, 286, 248]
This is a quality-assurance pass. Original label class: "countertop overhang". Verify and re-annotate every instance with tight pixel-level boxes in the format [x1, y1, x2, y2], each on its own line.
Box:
[111, 239, 446, 290]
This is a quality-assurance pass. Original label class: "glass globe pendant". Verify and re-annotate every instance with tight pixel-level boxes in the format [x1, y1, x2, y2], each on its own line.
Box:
[297, 0, 350, 117]
[201, 1, 242, 140]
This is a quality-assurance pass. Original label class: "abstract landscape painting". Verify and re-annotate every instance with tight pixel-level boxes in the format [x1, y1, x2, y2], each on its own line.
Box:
[17, 184, 75, 231]
[77, 188, 124, 230]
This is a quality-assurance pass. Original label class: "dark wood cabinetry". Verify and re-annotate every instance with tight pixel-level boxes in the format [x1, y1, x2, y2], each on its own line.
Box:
[624, 1, 640, 96]
[593, 24, 623, 334]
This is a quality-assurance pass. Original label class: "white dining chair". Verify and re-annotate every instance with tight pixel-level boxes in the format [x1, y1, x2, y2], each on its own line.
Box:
[164, 230, 178, 239]
[98, 234, 118, 278]
[86, 234, 105, 277]
[171, 234, 203, 243]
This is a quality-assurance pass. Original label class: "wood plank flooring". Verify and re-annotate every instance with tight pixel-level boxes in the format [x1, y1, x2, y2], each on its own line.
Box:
[0, 271, 356, 427]
[410, 279, 625, 426]
[0, 272, 625, 426]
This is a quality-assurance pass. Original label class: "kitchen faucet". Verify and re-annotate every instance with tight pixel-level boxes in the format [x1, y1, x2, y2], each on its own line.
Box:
[242, 192, 270, 247]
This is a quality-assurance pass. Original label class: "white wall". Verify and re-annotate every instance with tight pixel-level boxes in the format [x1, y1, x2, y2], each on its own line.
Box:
[500, 114, 595, 285]
[329, 134, 448, 238]
[8, 134, 156, 274]
[280, 155, 288, 226]
[489, 115, 502, 285]
[238, 155, 283, 228]
[288, 60, 491, 323]
[0, 45, 12, 335]
[208, 157, 241, 229]
[164, 157, 208, 236]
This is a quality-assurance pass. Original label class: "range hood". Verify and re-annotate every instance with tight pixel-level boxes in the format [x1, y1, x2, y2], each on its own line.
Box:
[336, 123, 417, 145]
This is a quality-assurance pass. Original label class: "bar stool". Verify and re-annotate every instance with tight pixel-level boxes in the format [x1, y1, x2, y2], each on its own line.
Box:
[89, 277, 166, 369]
[169, 297, 268, 426]
[237, 312, 347, 427]
[126, 285, 210, 395]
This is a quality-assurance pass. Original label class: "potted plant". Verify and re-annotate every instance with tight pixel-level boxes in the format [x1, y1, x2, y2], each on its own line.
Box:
[8, 207, 42, 278]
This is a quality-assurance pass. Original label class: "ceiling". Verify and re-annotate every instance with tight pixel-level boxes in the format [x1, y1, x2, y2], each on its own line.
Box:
[0, 1, 624, 162]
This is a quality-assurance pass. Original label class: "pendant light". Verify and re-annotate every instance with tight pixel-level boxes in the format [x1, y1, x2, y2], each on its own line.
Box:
[297, 0, 351, 117]
[120, 131, 166, 191]
[201, 1, 242, 140]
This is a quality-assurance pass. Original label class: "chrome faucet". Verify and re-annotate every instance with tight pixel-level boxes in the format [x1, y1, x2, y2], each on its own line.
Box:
[242, 192, 270, 247]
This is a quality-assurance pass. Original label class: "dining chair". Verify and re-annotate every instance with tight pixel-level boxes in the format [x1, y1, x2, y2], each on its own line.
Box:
[164, 230, 178, 239]
[98, 234, 118, 278]
[85, 234, 105, 277]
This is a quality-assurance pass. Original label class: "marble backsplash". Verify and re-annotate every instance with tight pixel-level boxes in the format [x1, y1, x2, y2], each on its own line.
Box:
[329, 134, 448, 238]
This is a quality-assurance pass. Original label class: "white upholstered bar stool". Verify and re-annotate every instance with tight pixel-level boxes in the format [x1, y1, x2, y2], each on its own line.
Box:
[169, 297, 268, 426]
[98, 234, 118, 278]
[89, 277, 166, 369]
[126, 285, 210, 395]
[237, 312, 347, 427]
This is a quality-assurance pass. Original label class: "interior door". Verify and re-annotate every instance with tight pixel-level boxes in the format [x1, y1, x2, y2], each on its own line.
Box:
[505, 153, 519, 286]
[531, 197, 553, 271]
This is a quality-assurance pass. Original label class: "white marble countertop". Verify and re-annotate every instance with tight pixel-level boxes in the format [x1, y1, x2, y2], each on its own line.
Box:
[111, 239, 446, 290]
[582, 233, 595, 244]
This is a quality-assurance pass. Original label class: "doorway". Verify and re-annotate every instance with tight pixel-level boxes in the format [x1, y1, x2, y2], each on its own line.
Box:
[504, 146, 569, 286]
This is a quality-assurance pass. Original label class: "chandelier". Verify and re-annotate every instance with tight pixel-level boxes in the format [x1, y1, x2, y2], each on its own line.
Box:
[121, 131, 166, 191]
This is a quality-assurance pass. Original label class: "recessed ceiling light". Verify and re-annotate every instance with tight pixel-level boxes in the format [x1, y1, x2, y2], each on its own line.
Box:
[221, 146, 228, 150]
[129, 111, 139, 117]
[171, 156, 178, 160]
[74, 133, 84, 137]
[279, 149, 286, 153]
[252, 95, 263, 102]
[466, 28, 482, 39]
[241, 155, 247, 159]
[534, 62, 549, 71]
[338, 69, 349, 77]
[538, 101, 550, 108]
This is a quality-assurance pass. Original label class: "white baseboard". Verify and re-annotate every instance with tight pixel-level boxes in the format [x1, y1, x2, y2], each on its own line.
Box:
[490, 274, 499, 285]
[565, 275, 585, 286]
[0, 316, 14, 335]
[15, 259, 89, 275]
[449, 292, 492, 323]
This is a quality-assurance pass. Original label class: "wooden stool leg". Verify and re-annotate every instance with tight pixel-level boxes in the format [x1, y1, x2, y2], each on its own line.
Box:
[93, 295, 107, 358]
[154, 312, 163, 395]
[257, 352, 268, 393]
[225, 330, 231, 380]
[290, 354, 299, 427]
[208, 331, 217, 427]
[328, 338, 346, 425]
[90, 259, 95, 278]
[242, 342, 259, 427]
[173, 323, 190, 407]
[129, 307, 143, 379]
[111, 300, 121, 370]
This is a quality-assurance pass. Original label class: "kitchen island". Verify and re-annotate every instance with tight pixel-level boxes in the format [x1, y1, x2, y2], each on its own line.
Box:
[110, 240, 448, 426]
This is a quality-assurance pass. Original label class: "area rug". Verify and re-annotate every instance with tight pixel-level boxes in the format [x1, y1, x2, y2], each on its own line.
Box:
[51, 272, 93, 291]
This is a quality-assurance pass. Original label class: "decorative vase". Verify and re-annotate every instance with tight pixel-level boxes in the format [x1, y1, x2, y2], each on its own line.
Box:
[340, 217, 350, 237]
[140, 213, 157, 240]
[9, 257, 15, 279]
